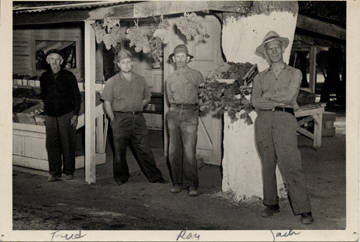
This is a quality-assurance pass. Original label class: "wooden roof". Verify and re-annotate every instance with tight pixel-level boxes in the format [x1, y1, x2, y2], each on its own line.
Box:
[13, 1, 345, 41]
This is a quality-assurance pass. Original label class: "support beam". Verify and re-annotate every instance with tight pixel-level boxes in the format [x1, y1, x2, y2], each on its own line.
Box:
[297, 14, 346, 40]
[84, 20, 96, 184]
[309, 46, 317, 93]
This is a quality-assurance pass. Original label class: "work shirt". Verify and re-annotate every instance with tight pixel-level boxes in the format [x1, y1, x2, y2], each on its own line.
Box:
[251, 64, 302, 111]
[40, 69, 81, 117]
[166, 66, 204, 105]
[101, 72, 151, 112]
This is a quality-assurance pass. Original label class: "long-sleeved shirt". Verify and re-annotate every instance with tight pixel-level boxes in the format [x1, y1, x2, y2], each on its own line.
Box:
[251, 64, 302, 111]
[101, 72, 151, 112]
[166, 66, 204, 105]
[40, 69, 81, 117]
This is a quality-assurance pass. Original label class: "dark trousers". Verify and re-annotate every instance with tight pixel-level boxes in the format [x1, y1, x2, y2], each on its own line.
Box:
[111, 112, 163, 182]
[167, 107, 199, 188]
[45, 111, 76, 176]
[255, 110, 311, 215]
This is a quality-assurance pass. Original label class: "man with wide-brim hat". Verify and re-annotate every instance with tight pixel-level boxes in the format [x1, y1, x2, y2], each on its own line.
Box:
[165, 44, 204, 196]
[40, 49, 81, 182]
[102, 49, 165, 185]
[251, 31, 314, 224]
[168, 44, 194, 63]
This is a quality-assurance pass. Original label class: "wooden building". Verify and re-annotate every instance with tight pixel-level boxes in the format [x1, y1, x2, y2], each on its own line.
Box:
[12, 1, 345, 200]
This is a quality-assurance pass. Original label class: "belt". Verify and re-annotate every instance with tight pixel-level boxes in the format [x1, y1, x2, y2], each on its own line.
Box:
[271, 106, 294, 115]
[171, 103, 198, 108]
[171, 103, 199, 109]
[115, 111, 142, 115]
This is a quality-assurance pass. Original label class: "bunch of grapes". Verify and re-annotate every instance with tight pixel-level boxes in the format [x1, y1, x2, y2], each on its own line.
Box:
[175, 12, 209, 42]
[92, 18, 122, 50]
[125, 27, 151, 53]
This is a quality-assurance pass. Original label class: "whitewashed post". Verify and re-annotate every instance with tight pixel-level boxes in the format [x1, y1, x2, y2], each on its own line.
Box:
[84, 20, 97, 184]
[221, 4, 299, 201]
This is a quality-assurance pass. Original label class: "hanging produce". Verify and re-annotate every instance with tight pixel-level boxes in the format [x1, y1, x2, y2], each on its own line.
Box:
[174, 12, 209, 42]
[92, 17, 122, 50]
[199, 63, 258, 124]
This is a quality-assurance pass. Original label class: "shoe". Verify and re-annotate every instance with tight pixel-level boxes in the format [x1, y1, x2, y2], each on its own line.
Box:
[188, 187, 199, 197]
[170, 185, 182, 193]
[300, 212, 314, 224]
[63, 174, 74, 180]
[115, 179, 128, 185]
[151, 178, 167, 184]
[261, 205, 280, 217]
[48, 175, 61, 182]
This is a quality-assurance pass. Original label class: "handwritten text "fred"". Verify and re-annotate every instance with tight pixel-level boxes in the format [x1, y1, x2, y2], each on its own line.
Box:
[50, 230, 87, 241]
[176, 230, 200, 241]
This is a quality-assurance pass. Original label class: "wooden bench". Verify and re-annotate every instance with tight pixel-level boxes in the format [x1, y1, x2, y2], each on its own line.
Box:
[295, 103, 326, 149]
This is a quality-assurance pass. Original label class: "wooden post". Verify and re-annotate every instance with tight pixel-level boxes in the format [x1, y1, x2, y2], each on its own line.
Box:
[95, 115, 104, 153]
[309, 46, 317, 93]
[84, 20, 96, 184]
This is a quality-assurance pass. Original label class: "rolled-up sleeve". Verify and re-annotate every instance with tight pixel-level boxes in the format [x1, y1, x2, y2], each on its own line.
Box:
[101, 79, 114, 102]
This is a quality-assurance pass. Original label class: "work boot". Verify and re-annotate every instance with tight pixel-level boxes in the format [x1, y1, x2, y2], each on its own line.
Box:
[63, 174, 74, 180]
[188, 187, 199, 197]
[170, 185, 182, 193]
[48, 175, 61, 182]
[300, 212, 314, 224]
[261, 204, 280, 217]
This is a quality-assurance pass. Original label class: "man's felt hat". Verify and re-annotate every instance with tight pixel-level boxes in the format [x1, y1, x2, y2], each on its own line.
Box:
[114, 49, 133, 63]
[255, 31, 289, 59]
[168, 44, 194, 62]
[45, 49, 63, 58]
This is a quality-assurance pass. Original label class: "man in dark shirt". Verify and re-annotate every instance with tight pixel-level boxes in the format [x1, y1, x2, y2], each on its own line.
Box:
[40, 49, 81, 182]
[102, 50, 164, 185]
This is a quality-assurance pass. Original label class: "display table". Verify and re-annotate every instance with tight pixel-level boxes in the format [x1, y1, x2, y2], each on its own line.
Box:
[295, 103, 326, 149]
[13, 102, 106, 171]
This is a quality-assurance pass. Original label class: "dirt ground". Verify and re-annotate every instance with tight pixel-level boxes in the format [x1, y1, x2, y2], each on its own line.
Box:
[12, 112, 346, 231]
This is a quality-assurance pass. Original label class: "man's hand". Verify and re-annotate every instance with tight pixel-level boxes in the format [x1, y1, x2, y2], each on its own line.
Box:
[70, 115, 78, 129]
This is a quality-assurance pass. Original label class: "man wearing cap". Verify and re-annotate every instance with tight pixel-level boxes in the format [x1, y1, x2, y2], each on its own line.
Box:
[40, 49, 81, 182]
[251, 31, 313, 224]
[166, 44, 204, 196]
[102, 50, 165, 185]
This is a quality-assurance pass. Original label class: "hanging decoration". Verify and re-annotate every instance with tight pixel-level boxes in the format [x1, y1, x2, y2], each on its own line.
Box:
[199, 63, 258, 124]
[174, 12, 209, 42]
[92, 17, 122, 50]
[92, 13, 210, 62]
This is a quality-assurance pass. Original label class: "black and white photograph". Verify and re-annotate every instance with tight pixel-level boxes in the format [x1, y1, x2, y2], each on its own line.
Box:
[0, 0, 359, 241]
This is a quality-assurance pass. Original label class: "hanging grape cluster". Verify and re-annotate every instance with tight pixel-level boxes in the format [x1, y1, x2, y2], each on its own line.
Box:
[92, 18, 122, 50]
[199, 63, 257, 124]
[125, 26, 151, 53]
[174, 12, 209, 42]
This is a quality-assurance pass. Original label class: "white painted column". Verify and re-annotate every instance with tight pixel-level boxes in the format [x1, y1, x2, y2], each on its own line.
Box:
[84, 20, 96, 184]
[221, 11, 298, 201]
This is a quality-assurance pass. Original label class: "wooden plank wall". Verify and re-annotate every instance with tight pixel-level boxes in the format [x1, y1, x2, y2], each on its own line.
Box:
[13, 27, 84, 81]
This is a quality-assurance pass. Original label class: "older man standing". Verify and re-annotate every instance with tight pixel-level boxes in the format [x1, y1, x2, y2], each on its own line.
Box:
[102, 50, 165, 185]
[251, 31, 313, 224]
[40, 49, 81, 182]
[166, 44, 204, 196]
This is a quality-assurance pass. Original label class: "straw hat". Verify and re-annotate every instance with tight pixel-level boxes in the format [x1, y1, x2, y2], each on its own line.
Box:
[255, 31, 289, 58]
[114, 49, 133, 63]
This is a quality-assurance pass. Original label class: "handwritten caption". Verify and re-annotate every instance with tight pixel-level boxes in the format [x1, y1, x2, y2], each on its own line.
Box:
[176, 230, 200, 241]
[271, 230, 300, 241]
[50, 230, 86, 241]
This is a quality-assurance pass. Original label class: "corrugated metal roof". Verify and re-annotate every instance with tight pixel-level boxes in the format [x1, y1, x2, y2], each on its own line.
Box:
[13, 1, 134, 14]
